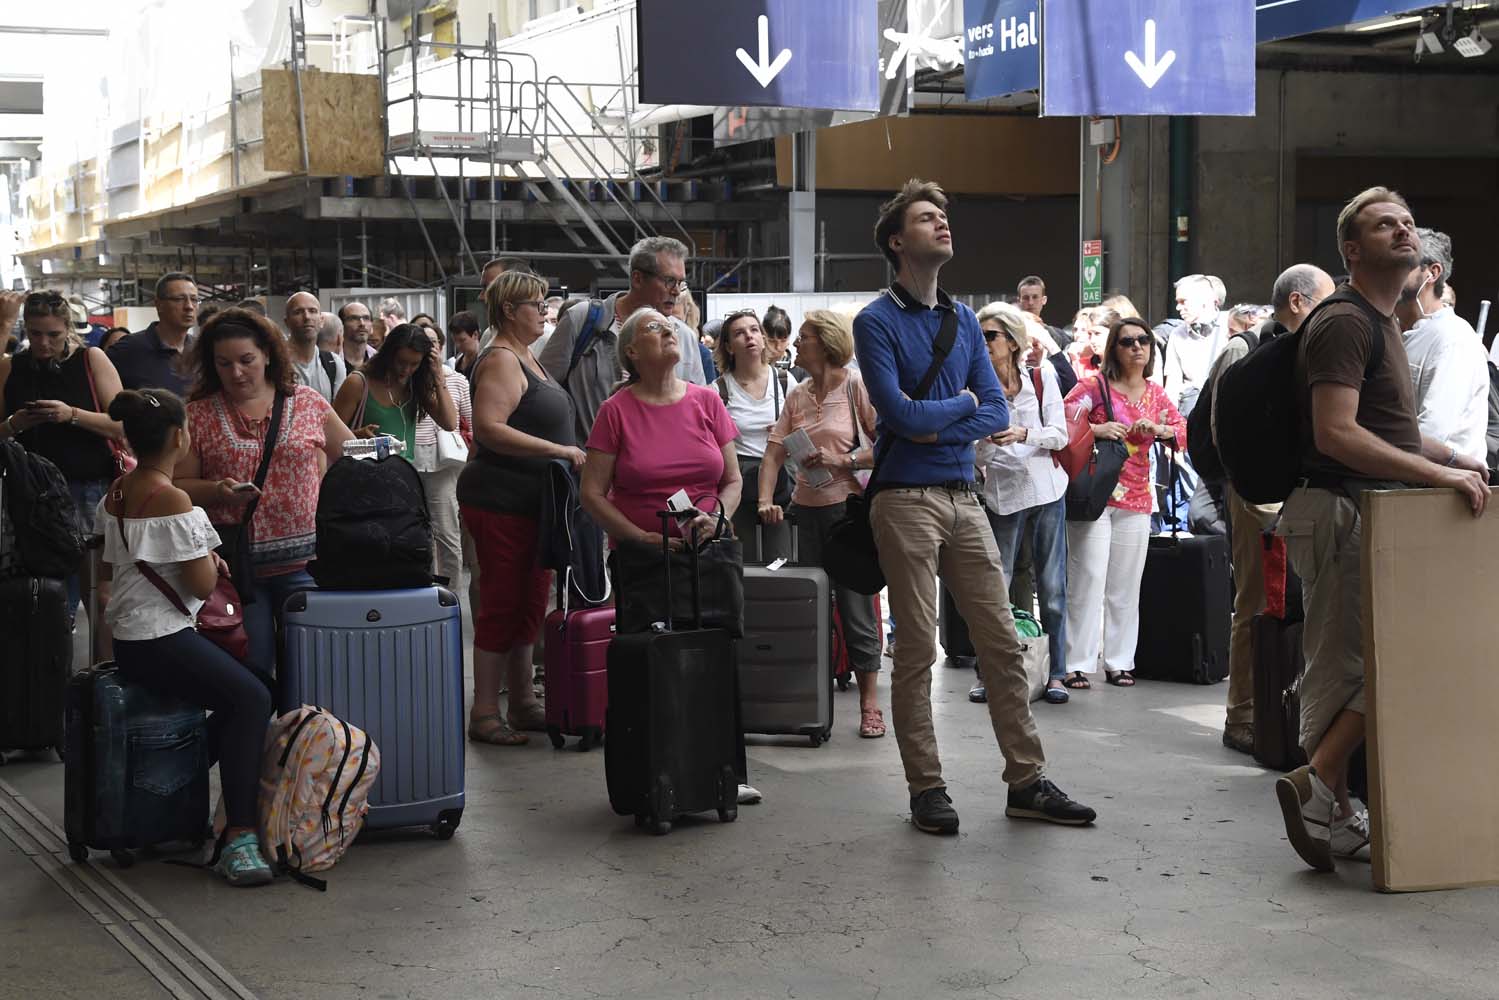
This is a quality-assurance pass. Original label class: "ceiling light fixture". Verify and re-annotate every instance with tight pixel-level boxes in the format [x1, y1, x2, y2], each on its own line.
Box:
[1355, 14, 1425, 31]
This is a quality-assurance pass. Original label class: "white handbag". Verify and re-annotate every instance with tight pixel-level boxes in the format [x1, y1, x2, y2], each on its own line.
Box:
[435, 426, 468, 469]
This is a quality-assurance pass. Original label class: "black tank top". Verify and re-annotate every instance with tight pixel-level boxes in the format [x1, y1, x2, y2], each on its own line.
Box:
[4, 348, 115, 481]
[456, 346, 576, 516]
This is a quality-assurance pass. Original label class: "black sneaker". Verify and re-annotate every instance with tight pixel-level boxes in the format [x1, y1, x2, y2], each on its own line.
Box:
[910, 787, 960, 834]
[1006, 777, 1097, 826]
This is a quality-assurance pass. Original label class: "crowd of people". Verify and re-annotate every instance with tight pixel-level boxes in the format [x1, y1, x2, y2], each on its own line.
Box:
[2, 175, 1489, 881]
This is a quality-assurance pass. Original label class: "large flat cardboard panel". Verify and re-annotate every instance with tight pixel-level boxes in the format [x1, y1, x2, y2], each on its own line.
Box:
[263, 68, 384, 177]
[1362, 488, 1499, 892]
[774, 115, 1079, 196]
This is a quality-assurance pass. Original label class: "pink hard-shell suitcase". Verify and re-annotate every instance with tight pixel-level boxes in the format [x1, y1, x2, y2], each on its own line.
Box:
[543, 601, 614, 751]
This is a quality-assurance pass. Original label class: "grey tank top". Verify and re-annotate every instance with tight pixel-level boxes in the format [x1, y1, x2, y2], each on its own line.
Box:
[457, 347, 576, 516]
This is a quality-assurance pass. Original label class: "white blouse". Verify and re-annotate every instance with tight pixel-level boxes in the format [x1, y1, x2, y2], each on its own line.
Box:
[977, 363, 1071, 516]
[719, 369, 798, 460]
[96, 500, 220, 642]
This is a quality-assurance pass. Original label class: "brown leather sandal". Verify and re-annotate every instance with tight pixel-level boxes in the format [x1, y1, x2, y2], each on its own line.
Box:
[507, 701, 547, 733]
[468, 713, 528, 746]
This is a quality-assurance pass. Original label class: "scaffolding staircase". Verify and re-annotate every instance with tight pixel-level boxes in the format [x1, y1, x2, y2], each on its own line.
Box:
[377, 14, 696, 282]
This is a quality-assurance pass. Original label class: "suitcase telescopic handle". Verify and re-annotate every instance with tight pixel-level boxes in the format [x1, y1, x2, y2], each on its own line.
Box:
[657, 510, 705, 632]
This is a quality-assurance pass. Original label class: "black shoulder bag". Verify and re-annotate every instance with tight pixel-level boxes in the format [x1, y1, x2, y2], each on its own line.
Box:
[821, 307, 959, 596]
[215, 391, 286, 604]
[1063, 376, 1131, 522]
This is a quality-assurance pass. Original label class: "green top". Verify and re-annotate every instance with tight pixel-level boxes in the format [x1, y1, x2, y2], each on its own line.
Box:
[359, 380, 417, 460]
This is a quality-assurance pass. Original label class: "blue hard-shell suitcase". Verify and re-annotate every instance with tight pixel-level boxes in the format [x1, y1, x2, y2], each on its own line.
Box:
[280, 587, 465, 839]
[64, 664, 210, 866]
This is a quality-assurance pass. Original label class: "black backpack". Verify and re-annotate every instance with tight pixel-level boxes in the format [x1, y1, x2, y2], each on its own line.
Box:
[0, 439, 84, 580]
[1186, 329, 1259, 484]
[1216, 288, 1384, 504]
[308, 454, 434, 590]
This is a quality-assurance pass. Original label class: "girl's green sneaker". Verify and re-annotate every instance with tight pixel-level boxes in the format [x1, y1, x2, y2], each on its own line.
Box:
[214, 832, 272, 887]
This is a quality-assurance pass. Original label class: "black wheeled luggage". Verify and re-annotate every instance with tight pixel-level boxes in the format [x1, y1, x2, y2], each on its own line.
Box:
[739, 526, 832, 746]
[0, 576, 72, 756]
[1251, 614, 1308, 771]
[1133, 448, 1231, 684]
[939, 583, 976, 668]
[63, 664, 209, 865]
[605, 514, 743, 836]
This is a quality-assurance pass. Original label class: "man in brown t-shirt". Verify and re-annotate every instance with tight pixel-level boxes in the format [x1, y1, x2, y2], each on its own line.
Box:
[1274, 188, 1489, 875]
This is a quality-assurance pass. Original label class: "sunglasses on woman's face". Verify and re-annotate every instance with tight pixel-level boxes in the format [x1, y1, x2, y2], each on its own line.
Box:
[1117, 335, 1151, 349]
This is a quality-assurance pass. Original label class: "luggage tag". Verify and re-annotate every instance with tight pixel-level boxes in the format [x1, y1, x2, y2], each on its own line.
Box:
[1111, 482, 1129, 503]
[766, 558, 787, 572]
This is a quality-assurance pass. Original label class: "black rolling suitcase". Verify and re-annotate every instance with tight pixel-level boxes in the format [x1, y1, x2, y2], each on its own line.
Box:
[605, 515, 743, 835]
[0, 576, 72, 757]
[64, 664, 209, 865]
[939, 583, 976, 668]
[1132, 451, 1231, 684]
[739, 526, 832, 746]
[1250, 614, 1308, 771]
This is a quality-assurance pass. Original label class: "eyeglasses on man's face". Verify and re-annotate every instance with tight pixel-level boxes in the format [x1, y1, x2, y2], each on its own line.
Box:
[158, 295, 201, 306]
[639, 268, 688, 294]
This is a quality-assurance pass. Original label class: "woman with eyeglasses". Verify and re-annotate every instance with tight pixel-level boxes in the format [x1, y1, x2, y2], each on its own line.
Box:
[756, 311, 885, 738]
[713, 309, 798, 562]
[1061, 317, 1185, 690]
[332, 322, 457, 459]
[971, 302, 1073, 706]
[1, 290, 128, 634]
[458, 270, 580, 746]
[581, 307, 741, 552]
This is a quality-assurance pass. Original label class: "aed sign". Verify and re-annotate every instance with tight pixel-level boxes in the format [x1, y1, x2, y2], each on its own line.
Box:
[962, 0, 1042, 101]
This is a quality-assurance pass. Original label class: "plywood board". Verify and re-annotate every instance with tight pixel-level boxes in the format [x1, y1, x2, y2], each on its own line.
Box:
[774, 115, 1079, 196]
[263, 68, 384, 177]
[1362, 488, 1499, 892]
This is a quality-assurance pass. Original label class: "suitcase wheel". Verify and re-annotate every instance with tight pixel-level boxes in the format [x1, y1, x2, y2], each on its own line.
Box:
[716, 766, 738, 824]
[836, 676, 850, 692]
[547, 725, 565, 750]
[945, 655, 976, 670]
[808, 732, 824, 748]
[432, 808, 463, 841]
[650, 775, 675, 834]
[68, 842, 87, 863]
[110, 849, 135, 869]
[651, 819, 672, 836]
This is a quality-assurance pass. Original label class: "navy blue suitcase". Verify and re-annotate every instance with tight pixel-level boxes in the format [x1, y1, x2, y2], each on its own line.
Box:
[63, 664, 209, 865]
[280, 587, 465, 839]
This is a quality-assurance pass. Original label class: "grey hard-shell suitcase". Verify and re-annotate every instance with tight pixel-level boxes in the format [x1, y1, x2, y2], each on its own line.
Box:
[280, 587, 465, 839]
[739, 527, 833, 746]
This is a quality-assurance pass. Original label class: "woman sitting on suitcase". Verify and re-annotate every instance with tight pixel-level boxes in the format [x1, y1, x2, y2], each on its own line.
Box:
[173, 309, 355, 678]
[460, 269, 581, 746]
[99, 389, 273, 887]
[1061, 317, 1185, 689]
[754, 310, 888, 739]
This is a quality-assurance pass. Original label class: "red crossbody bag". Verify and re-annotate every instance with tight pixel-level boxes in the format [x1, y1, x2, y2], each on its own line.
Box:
[110, 478, 250, 661]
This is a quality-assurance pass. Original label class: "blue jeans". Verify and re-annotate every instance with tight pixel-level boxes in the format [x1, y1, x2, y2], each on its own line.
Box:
[67, 478, 110, 618]
[244, 569, 315, 679]
[988, 496, 1069, 681]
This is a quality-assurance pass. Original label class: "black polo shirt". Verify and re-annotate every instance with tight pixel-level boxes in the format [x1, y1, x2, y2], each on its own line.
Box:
[107, 322, 193, 396]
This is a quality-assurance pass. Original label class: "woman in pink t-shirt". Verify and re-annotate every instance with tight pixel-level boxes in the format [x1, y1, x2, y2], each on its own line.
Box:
[1061, 317, 1185, 690]
[582, 309, 742, 548]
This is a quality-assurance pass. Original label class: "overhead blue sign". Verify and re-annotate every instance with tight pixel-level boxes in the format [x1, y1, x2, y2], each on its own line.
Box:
[1257, 0, 1431, 43]
[637, 0, 880, 112]
[1041, 0, 1256, 117]
[963, 0, 1041, 101]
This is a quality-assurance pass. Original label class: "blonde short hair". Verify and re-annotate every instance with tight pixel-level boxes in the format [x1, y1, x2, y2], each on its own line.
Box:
[486, 270, 550, 332]
[975, 301, 1029, 359]
[801, 309, 855, 367]
[1337, 186, 1411, 271]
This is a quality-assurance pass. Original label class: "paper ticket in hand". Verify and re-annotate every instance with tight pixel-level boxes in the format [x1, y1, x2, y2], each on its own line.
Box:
[783, 428, 833, 487]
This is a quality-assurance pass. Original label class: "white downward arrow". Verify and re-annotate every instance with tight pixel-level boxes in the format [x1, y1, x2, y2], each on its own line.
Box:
[736, 14, 793, 89]
[1124, 18, 1176, 89]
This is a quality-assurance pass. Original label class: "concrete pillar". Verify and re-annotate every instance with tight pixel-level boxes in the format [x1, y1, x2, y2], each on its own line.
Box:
[789, 131, 816, 293]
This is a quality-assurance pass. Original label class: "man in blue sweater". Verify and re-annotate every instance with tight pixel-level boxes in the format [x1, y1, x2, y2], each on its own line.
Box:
[855, 179, 1096, 834]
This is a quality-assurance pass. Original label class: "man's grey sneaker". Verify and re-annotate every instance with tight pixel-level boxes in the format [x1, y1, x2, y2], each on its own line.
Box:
[1274, 764, 1335, 872]
[911, 787, 960, 834]
[1005, 778, 1096, 826]
[1222, 724, 1255, 756]
[1330, 806, 1371, 861]
[214, 831, 272, 888]
[737, 783, 763, 805]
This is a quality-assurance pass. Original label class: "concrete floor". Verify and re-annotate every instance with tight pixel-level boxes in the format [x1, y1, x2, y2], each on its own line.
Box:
[4, 620, 1499, 1000]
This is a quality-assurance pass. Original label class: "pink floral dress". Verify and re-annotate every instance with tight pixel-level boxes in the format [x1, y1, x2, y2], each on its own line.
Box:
[1063, 376, 1186, 515]
[186, 385, 333, 576]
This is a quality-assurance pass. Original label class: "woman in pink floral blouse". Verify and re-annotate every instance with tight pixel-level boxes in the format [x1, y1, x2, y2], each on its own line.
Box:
[1061, 317, 1185, 690]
